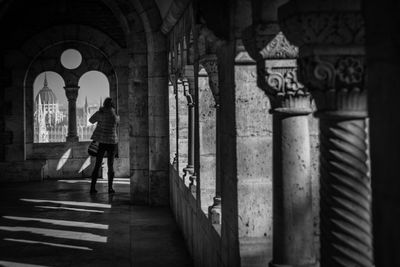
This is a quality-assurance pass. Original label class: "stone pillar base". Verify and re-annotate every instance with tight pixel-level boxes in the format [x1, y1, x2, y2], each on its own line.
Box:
[208, 197, 221, 224]
[188, 173, 196, 196]
[66, 136, 79, 142]
[183, 165, 194, 184]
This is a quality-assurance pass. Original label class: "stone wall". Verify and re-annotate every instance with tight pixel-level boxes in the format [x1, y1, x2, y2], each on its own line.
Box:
[198, 73, 217, 213]
[170, 163, 223, 267]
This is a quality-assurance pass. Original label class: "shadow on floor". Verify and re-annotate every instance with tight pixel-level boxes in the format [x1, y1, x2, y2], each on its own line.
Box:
[0, 178, 193, 267]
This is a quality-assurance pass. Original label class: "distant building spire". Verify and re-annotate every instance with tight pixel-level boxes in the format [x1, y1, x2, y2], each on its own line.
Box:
[100, 97, 102, 107]
[44, 72, 48, 87]
[85, 96, 88, 109]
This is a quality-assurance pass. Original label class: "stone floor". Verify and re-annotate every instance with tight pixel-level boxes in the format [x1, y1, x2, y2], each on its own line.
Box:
[0, 178, 193, 267]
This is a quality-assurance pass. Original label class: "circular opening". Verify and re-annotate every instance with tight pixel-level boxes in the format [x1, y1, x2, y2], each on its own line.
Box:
[60, 49, 82, 69]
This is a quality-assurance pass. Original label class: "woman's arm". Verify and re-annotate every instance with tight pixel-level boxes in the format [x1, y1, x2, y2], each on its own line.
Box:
[111, 108, 120, 124]
[89, 111, 100, 124]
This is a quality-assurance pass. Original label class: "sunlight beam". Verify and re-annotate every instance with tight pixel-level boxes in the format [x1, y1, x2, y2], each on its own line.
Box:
[35, 206, 104, 213]
[20, 199, 111, 209]
[78, 157, 91, 173]
[56, 148, 72, 170]
[58, 180, 130, 185]
[4, 238, 92, 251]
[0, 226, 107, 243]
[3, 216, 108, 230]
[0, 261, 50, 267]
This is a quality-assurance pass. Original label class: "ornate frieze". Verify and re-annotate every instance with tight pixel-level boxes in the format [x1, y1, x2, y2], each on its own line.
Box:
[280, 12, 365, 48]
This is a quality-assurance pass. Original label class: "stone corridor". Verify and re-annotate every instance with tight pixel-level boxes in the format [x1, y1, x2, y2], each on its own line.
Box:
[0, 179, 192, 267]
[0, 0, 399, 266]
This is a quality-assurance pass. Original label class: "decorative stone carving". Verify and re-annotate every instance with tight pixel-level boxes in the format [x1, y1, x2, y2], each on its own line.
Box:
[298, 55, 366, 113]
[243, 22, 312, 110]
[258, 33, 311, 111]
[199, 54, 219, 103]
[281, 12, 365, 47]
[260, 31, 299, 60]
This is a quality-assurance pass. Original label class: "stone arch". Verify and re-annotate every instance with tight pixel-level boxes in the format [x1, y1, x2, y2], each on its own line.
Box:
[0, 0, 169, 204]
[25, 41, 118, 145]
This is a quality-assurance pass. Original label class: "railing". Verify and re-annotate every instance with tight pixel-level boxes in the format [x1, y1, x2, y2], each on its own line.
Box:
[34, 124, 96, 143]
[169, 161, 222, 267]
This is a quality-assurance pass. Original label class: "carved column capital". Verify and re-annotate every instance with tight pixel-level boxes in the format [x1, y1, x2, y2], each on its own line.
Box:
[64, 85, 79, 102]
[182, 79, 194, 106]
[279, 0, 366, 117]
[200, 54, 220, 104]
[243, 24, 311, 112]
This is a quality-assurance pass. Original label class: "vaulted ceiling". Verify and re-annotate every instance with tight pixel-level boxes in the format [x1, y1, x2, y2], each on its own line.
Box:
[0, 0, 128, 48]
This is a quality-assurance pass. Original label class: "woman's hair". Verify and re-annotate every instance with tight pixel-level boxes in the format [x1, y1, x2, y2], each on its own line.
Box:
[103, 97, 114, 109]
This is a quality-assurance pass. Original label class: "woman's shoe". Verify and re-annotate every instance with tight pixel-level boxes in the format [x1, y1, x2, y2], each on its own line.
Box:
[108, 188, 115, 194]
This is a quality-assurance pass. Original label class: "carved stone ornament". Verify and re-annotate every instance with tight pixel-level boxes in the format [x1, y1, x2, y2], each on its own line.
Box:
[261, 65, 311, 111]
[278, 3, 367, 115]
[259, 31, 299, 60]
[299, 55, 366, 114]
[199, 54, 219, 101]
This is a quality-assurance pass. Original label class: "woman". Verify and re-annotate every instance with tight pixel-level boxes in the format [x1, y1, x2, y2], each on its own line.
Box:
[89, 97, 119, 194]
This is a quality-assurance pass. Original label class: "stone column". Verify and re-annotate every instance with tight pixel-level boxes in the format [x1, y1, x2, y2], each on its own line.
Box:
[279, 1, 373, 266]
[182, 68, 196, 193]
[171, 74, 180, 169]
[245, 29, 316, 266]
[64, 85, 79, 142]
[200, 54, 222, 224]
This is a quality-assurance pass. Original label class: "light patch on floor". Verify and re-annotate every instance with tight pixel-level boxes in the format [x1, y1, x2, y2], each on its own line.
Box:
[0, 227, 107, 243]
[4, 238, 92, 251]
[20, 198, 111, 209]
[34, 205, 104, 213]
[58, 179, 130, 185]
[3, 216, 109, 229]
[0, 261, 50, 267]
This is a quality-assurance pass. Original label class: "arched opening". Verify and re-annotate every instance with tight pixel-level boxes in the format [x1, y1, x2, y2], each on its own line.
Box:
[77, 71, 110, 141]
[33, 72, 66, 143]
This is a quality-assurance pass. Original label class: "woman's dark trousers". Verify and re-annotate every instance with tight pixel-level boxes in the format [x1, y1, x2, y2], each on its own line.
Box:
[90, 143, 116, 192]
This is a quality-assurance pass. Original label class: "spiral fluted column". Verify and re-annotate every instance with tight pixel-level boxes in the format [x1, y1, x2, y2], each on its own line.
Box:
[279, 1, 373, 266]
[319, 117, 372, 267]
